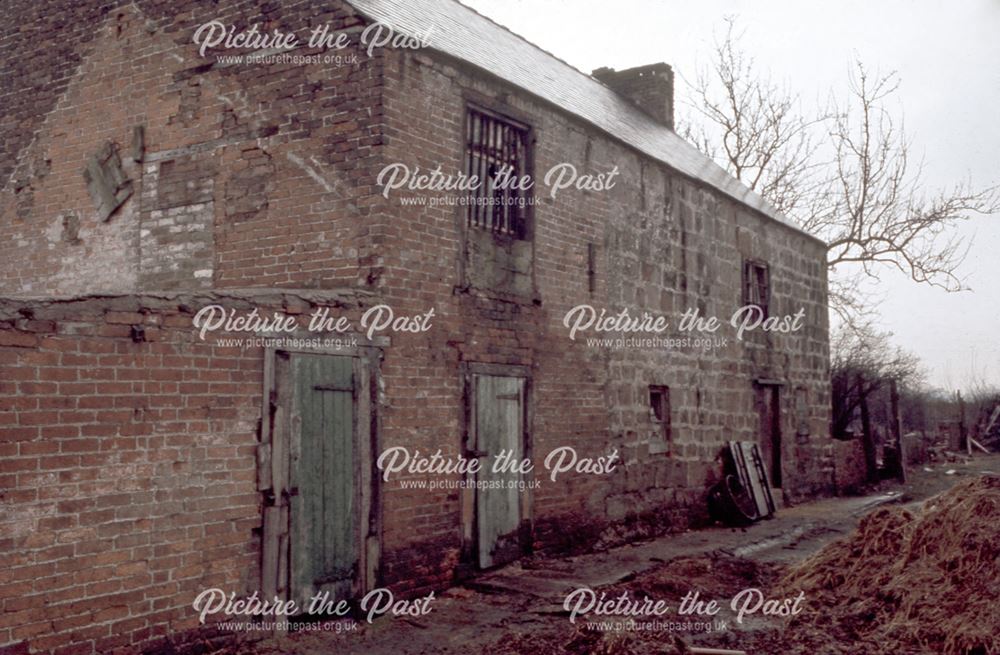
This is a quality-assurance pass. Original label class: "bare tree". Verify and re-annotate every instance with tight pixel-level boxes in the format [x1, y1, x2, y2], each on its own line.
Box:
[830, 323, 922, 479]
[680, 22, 1000, 320]
[682, 18, 824, 219]
[818, 63, 998, 292]
[830, 323, 922, 440]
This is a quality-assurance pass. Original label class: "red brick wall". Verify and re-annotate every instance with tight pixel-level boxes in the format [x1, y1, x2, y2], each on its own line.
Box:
[0, 290, 423, 654]
[0, 0, 383, 294]
[0, 292, 392, 653]
[0, 296, 270, 654]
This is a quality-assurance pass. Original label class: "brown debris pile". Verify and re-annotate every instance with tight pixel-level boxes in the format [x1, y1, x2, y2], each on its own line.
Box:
[779, 475, 1000, 654]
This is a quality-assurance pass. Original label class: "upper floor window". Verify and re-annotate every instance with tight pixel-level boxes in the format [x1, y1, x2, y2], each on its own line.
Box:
[743, 260, 770, 317]
[465, 106, 531, 239]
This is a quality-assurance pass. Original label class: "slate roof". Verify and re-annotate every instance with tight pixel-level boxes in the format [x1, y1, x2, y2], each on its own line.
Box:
[346, 0, 820, 242]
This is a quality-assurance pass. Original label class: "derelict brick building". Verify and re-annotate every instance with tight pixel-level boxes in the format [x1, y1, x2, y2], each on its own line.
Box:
[0, 0, 848, 652]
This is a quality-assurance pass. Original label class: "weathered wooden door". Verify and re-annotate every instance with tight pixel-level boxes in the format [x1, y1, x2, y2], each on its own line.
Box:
[473, 374, 526, 569]
[756, 384, 782, 488]
[289, 354, 359, 606]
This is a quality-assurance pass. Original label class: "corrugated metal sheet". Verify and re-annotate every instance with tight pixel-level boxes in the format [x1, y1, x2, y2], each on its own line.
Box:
[347, 0, 821, 242]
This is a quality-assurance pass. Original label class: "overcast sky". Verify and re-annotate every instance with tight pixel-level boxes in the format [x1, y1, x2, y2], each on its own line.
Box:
[461, 0, 1000, 393]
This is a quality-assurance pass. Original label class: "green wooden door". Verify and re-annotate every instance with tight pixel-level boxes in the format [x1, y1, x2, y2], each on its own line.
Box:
[289, 354, 358, 606]
[474, 374, 526, 568]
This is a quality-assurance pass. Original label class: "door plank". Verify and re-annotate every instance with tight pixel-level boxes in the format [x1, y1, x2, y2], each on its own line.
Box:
[289, 354, 358, 608]
[476, 375, 525, 568]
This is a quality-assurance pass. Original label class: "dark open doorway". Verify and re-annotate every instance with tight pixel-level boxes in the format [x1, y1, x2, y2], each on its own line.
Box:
[755, 381, 783, 488]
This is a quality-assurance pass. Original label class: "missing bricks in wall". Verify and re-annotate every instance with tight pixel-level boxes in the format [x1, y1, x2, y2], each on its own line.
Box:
[13, 181, 34, 221]
[226, 148, 273, 222]
[10, 145, 51, 221]
[61, 211, 82, 245]
[170, 81, 203, 128]
[154, 156, 216, 210]
[83, 141, 133, 221]
[131, 125, 145, 163]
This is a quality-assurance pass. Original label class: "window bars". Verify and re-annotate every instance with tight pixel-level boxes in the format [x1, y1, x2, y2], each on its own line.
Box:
[465, 106, 530, 239]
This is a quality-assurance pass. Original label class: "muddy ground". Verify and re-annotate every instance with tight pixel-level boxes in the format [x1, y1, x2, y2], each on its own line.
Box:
[223, 453, 1000, 655]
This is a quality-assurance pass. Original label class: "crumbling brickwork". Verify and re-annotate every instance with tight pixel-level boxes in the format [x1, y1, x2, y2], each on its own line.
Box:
[374, 44, 831, 565]
[0, 1, 382, 294]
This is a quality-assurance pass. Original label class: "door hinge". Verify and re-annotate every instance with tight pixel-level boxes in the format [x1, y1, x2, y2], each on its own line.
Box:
[262, 489, 276, 506]
[314, 384, 353, 392]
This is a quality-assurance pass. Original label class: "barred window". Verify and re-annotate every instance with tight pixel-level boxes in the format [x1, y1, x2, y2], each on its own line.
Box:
[465, 106, 531, 239]
[743, 260, 770, 317]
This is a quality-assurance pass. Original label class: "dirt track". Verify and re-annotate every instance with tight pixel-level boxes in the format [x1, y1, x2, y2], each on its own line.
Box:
[229, 453, 1000, 655]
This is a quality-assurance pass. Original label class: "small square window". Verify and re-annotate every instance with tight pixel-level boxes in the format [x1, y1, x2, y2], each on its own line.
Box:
[465, 106, 531, 239]
[743, 260, 770, 317]
[649, 385, 671, 443]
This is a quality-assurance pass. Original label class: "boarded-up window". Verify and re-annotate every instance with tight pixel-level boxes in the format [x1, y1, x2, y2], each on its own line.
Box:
[83, 142, 133, 221]
[743, 260, 770, 317]
[465, 106, 531, 239]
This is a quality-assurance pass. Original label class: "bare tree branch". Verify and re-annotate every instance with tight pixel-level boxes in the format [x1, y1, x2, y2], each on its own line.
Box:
[678, 22, 1000, 323]
[680, 18, 826, 219]
[818, 61, 999, 294]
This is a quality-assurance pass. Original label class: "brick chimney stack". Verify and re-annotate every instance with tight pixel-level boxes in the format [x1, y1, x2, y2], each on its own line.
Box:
[592, 63, 674, 130]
